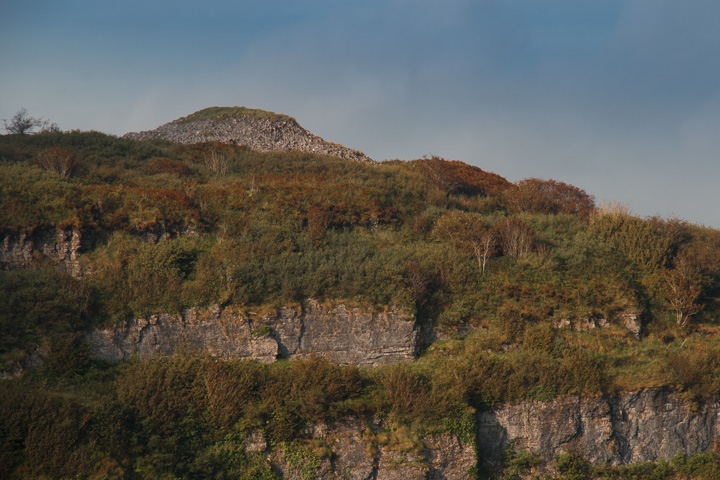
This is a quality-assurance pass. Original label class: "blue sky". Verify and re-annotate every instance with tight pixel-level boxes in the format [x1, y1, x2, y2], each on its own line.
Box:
[2, 0, 720, 227]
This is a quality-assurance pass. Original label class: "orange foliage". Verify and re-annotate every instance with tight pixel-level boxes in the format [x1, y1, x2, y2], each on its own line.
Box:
[147, 157, 191, 177]
[256, 173, 399, 229]
[414, 156, 511, 197]
[506, 178, 595, 220]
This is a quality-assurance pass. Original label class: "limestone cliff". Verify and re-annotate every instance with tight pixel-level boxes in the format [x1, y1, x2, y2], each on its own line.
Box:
[476, 388, 720, 467]
[199, 388, 720, 478]
[87, 300, 417, 366]
[249, 418, 476, 480]
[123, 107, 374, 163]
[1, 227, 85, 277]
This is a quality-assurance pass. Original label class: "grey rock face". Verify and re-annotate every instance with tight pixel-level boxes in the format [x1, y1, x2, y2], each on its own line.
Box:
[1, 228, 84, 276]
[477, 388, 720, 466]
[124, 115, 375, 163]
[264, 418, 476, 480]
[87, 300, 417, 366]
[620, 313, 643, 339]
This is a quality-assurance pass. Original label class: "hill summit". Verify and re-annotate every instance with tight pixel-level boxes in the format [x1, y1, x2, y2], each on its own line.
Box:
[123, 106, 374, 162]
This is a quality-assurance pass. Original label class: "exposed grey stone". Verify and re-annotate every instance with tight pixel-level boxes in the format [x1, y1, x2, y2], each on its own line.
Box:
[621, 313, 643, 339]
[266, 418, 476, 480]
[87, 299, 418, 366]
[123, 114, 375, 163]
[476, 388, 720, 467]
[1, 228, 85, 277]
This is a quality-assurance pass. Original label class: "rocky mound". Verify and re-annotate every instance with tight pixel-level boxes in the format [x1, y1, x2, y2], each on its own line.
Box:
[123, 106, 374, 162]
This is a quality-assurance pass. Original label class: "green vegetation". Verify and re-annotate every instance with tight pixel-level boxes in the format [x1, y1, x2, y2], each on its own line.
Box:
[177, 106, 299, 125]
[2, 129, 720, 478]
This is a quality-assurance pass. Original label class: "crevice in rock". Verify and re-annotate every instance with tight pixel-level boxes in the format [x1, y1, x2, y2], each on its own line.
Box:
[608, 396, 631, 464]
[364, 452, 380, 480]
[297, 305, 307, 356]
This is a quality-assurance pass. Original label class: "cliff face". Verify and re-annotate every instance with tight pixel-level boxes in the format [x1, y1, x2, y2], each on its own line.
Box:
[1, 228, 84, 277]
[199, 388, 720, 478]
[476, 388, 720, 467]
[123, 113, 374, 163]
[251, 418, 476, 480]
[87, 300, 418, 366]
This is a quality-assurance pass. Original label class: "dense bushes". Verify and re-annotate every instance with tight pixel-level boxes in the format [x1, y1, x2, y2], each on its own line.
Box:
[0, 383, 125, 479]
[505, 178, 595, 220]
[4, 130, 720, 338]
[0, 355, 464, 478]
[4, 129, 720, 477]
[4, 130, 715, 332]
[0, 269, 93, 353]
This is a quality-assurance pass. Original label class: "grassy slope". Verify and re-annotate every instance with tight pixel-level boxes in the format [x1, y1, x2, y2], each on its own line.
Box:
[176, 106, 299, 125]
[2, 131, 720, 478]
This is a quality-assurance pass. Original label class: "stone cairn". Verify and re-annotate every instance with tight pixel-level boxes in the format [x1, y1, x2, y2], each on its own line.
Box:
[123, 113, 374, 163]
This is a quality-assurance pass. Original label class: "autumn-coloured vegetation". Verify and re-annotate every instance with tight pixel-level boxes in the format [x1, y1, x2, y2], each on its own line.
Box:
[2, 129, 720, 479]
[505, 178, 595, 220]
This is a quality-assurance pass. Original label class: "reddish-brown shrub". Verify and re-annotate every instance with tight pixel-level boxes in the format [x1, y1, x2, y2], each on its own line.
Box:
[506, 178, 595, 220]
[414, 156, 511, 197]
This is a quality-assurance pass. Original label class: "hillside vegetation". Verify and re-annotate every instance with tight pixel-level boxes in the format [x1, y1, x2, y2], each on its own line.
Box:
[2, 129, 720, 479]
[177, 106, 299, 125]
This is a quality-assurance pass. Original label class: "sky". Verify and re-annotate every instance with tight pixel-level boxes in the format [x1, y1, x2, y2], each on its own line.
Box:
[2, 0, 720, 227]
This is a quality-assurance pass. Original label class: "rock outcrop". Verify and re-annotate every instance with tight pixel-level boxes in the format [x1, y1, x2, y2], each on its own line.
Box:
[257, 418, 476, 480]
[87, 300, 417, 366]
[123, 107, 374, 163]
[1, 228, 85, 277]
[476, 388, 720, 467]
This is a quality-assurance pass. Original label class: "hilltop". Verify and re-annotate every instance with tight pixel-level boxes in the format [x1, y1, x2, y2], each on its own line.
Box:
[123, 106, 375, 163]
[2, 123, 720, 478]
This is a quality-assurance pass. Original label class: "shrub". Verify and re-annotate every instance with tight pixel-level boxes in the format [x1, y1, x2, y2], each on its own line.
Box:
[555, 451, 591, 480]
[0, 269, 92, 352]
[35, 146, 74, 177]
[413, 156, 511, 197]
[506, 178, 595, 220]
[589, 211, 672, 273]
[496, 217, 535, 258]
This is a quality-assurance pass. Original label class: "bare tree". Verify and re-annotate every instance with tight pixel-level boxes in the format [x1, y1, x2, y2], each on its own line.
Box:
[432, 211, 497, 274]
[3, 108, 58, 135]
[472, 229, 496, 274]
[662, 253, 703, 327]
[4, 108, 41, 134]
[204, 147, 228, 176]
[36, 147, 74, 177]
[497, 217, 534, 258]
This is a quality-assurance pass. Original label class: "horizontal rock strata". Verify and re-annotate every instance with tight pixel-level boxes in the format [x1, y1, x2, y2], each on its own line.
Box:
[123, 115, 374, 163]
[477, 388, 720, 466]
[87, 300, 417, 366]
[261, 418, 476, 480]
